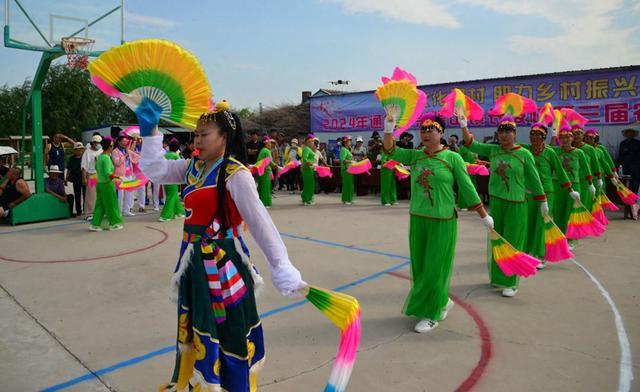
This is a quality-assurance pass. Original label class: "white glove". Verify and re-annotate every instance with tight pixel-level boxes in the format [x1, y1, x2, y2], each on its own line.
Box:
[456, 107, 468, 129]
[589, 184, 596, 197]
[481, 215, 494, 230]
[597, 178, 603, 189]
[551, 125, 558, 137]
[269, 263, 307, 299]
[383, 115, 396, 134]
[569, 191, 581, 201]
[540, 201, 549, 216]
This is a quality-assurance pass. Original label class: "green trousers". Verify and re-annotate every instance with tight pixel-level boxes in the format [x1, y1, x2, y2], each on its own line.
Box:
[380, 168, 397, 205]
[579, 181, 594, 214]
[92, 182, 123, 227]
[301, 168, 315, 203]
[488, 197, 527, 289]
[403, 215, 457, 320]
[161, 184, 185, 220]
[257, 171, 272, 207]
[341, 169, 354, 203]
[524, 192, 554, 260]
[553, 184, 574, 234]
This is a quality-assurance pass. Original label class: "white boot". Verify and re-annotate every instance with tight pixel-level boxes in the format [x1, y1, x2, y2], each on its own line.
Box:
[414, 319, 438, 333]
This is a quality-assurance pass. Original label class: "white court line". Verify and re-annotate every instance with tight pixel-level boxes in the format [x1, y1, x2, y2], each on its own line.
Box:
[572, 258, 634, 392]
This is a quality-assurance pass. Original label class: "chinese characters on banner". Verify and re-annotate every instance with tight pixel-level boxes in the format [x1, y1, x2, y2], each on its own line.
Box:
[310, 67, 640, 132]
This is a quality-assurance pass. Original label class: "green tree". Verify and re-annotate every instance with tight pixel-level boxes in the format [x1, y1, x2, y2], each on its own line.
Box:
[0, 64, 137, 141]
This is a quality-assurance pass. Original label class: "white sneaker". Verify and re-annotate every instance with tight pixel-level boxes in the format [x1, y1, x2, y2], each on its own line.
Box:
[176, 214, 185, 218]
[384, 203, 391, 207]
[414, 319, 438, 333]
[392, 202, 399, 205]
[158, 217, 171, 222]
[440, 298, 455, 321]
[88, 225, 102, 232]
[85, 215, 93, 221]
[109, 224, 124, 231]
[153, 207, 160, 211]
[344, 202, 353, 205]
[501, 288, 518, 297]
[536, 262, 545, 270]
[124, 211, 135, 217]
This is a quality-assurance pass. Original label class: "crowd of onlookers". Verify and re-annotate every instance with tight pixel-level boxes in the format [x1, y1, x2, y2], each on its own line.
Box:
[1, 126, 639, 222]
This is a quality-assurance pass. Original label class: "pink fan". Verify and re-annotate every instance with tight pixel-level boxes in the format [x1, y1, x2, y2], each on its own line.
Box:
[488, 93, 537, 117]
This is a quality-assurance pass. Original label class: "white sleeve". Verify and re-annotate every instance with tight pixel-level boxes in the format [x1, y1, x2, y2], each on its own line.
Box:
[227, 169, 306, 297]
[140, 134, 188, 184]
[80, 150, 88, 171]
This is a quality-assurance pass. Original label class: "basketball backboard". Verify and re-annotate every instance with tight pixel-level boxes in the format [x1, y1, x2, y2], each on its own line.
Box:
[4, 0, 124, 55]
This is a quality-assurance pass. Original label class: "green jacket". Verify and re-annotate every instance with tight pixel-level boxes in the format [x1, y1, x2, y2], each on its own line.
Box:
[390, 146, 482, 219]
[466, 141, 546, 203]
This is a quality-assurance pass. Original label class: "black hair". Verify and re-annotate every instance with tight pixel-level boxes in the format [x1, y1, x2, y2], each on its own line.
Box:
[100, 139, 112, 151]
[169, 141, 180, 152]
[115, 135, 127, 148]
[197, 110, 248, 235]
[450, 134, 459, 141]
[93, 132, 101, 136]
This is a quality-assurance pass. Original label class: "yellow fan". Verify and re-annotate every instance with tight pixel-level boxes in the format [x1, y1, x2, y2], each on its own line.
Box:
[88, 39, 212, 129]
[375, 76, 426, 135]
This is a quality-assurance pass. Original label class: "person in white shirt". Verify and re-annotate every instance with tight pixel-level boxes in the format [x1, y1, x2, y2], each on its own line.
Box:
[81, 134, 103, 219]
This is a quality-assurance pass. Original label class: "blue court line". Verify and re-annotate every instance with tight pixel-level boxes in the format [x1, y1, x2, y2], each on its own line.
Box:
[40, 234, 410, 391]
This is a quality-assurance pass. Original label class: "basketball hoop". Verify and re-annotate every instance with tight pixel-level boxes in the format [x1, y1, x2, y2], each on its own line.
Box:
[61, 37, 95, 69]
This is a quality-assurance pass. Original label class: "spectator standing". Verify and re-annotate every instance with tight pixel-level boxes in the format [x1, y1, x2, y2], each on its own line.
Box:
[397, 132, 414, 149]
[246, 131, 263, 165]
[352, 136, 367, 161]
[81, 134, 102, 220]
[66, 142, 85, 216]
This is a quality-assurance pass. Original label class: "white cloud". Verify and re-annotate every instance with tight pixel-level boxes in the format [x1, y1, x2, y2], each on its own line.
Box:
[456, 0, 640, 66]
[125, 11, 177, 29]
[324, 0, 460, 28]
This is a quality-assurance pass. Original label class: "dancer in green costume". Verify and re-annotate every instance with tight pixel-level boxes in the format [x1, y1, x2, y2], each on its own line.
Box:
[384, 112, 493, 333]
[159, 140, 185, 222]
[551, 125, 594, 234]
[521, 123, 580, 265]
[340, 136, 355, 204]
[89, 138, 124, 231]
[301, 134, 317, 205]
[461, 114, 547, 297]
[380, 150, 398, 206]
[571, 126, 601, 212]
[256, 137, 276, 208]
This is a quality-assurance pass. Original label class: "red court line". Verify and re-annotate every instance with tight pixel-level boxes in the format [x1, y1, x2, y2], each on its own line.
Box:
[0, 226, 168, 264]
[386, 271, 492, 392]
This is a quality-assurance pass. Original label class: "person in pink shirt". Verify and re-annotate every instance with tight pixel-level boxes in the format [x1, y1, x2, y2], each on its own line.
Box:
[112, 135, 135, 216]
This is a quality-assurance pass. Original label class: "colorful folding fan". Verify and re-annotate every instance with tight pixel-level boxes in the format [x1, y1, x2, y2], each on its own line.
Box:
[490, 229, 540, 277]
[375, 67, 426, 137]
[278, 160, 301, 176]
[300, 285, 361, 392]
[488, 93, 537, 117]
[88, 39, 212, 129]
[347, 159, 372, 175]
[613, 179, 640, 205]
[566, 200, 606, 240]
[466, 163, 489, 176]
[543, 214, 573, 262]
[249, 157, 272, 177]
[439, 88, 484, 121]
[560, 108, 589, 129]
[538, 103, 555, 126]
[315, 166, 333, 178]
[394, 165, 410, 180]
[598, 192, 619, 211]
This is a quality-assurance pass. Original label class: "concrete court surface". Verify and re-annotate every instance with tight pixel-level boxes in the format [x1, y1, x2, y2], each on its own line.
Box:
[0, 192, 638, 392]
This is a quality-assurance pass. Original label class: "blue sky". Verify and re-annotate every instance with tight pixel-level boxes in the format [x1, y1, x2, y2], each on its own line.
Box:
[1, 0, 639, 110]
